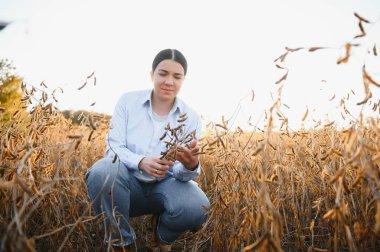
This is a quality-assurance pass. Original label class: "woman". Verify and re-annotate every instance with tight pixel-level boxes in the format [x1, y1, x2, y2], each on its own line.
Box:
[85, 49, 210, 251]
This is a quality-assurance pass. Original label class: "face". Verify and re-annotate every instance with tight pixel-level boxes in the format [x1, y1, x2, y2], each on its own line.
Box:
[150, 59, 185, 103]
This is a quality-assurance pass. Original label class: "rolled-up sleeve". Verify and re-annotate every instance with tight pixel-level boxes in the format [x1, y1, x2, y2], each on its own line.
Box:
[105, 97, 144, 171]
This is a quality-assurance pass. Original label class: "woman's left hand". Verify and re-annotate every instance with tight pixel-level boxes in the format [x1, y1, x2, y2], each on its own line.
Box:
[176, 140, 200, 171]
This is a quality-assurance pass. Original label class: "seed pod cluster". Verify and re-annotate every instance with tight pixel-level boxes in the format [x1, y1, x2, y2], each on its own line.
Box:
[159, 113, 196, 161]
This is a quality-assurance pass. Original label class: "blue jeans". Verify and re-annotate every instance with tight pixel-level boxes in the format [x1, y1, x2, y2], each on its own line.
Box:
[85, 158, 210, 246]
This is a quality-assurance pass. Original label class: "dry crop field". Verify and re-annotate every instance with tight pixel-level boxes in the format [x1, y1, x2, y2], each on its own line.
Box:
[0, 81, 380, 252]
[1, 13, 380, 252]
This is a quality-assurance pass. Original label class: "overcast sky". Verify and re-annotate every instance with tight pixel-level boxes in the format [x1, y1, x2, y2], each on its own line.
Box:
[0, 0, 380, 130]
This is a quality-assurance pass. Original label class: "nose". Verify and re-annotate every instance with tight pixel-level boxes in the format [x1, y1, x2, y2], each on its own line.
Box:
[164, 76, 174, 86]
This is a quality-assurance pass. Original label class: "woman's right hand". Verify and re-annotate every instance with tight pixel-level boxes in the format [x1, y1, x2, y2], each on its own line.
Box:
[138, 156, 174, 177]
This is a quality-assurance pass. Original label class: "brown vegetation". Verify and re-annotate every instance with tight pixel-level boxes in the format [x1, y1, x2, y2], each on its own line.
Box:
[1, 11, 380, 252]
[1, 78, 379, 251]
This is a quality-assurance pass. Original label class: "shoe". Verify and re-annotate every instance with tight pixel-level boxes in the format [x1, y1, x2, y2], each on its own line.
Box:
[159, 243, 172, 252]
[104, 240, 134, 252]
[150, 214, 172, 252]
[150, 241, 172, 252]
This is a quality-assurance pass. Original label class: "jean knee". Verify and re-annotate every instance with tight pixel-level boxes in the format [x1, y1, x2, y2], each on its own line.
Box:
[172, 191, 209, 230]
[86, 158, 127, 192]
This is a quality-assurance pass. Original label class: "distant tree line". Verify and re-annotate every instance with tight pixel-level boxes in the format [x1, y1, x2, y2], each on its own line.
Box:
[60, 110, 111, 125]
[0, 59, 24, 124]
[0, 59, 111, 126]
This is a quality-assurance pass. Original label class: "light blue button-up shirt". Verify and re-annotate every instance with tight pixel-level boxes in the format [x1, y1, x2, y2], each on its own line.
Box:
[105, 89, 202, 182]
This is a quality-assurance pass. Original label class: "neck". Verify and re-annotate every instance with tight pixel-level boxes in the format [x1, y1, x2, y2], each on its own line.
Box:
[152, 92, 175, 116]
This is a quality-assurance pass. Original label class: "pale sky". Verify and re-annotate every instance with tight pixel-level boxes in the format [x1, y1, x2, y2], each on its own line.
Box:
[0, 0, 380, 130]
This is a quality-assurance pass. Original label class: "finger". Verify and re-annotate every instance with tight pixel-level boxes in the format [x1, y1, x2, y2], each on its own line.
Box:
[190, 140, 197, 148]
[174, 152, 197, 170]
[157, 159, 174, 166]
[152, 168, 164, 177]
[181, 154, 196, 166]
[150, 169, 156, 176]
[155, 156, 173, 164]
[177, 146, 192, 155]
[174, 154, 186, 166]
[176, 145, 186, 151]
[159, 164, 170, 172]
[152, 162, 165, 170]
[153, 165, 169, 175]
[182, 146, 200, 158]
[178, 142, 198, 153]
[191, 146, 200, 154]
[175, 152, 186, 161]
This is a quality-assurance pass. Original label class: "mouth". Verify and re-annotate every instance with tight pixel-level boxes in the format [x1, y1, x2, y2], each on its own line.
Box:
[161, 88, 174, 92]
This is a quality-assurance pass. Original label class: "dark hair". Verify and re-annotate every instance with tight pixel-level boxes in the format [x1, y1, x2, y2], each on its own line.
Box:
[152, 49, 187, 75]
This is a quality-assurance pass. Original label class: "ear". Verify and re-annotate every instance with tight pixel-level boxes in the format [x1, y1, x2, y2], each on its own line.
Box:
[150, 70, 154, 81]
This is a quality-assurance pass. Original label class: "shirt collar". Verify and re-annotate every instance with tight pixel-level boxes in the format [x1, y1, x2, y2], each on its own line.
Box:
[141, 89, 183, 114]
